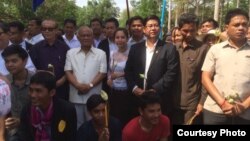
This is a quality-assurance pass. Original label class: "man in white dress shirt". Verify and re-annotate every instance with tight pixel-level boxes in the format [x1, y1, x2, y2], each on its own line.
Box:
[62, 18, 80, 49]
[26, 18, 44, 45]
[65, 26, 107, 128]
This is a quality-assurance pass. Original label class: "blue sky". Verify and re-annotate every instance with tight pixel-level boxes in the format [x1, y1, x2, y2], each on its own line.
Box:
[75, 0, 131, 11]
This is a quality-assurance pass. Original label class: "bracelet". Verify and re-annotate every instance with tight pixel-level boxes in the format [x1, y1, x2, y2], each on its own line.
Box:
[219, 99, 226, 107]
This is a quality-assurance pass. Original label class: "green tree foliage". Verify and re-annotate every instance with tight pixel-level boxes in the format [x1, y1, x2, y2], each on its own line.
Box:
[77, 0, 120, 26]
[131, 0, 162, 18]
[0, 0, 77, 26]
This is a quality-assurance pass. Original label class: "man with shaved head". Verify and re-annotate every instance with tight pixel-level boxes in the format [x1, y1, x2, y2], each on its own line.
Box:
[65, 26, 107, 128]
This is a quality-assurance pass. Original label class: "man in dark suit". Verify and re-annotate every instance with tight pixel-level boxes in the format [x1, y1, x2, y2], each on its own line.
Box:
[9, 21, 33, 53]
[98, 17, 119, 94]
[125, 15, 179, 117]
[18, 71, 77, 141]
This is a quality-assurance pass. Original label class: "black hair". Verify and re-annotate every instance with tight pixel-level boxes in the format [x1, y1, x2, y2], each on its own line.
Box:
[30, 71, 56, 91]
[90, 18, 103, 26]
[64, 18, 77, 26]
[143, 15, 160, 26]
[29, 17, 42, 26]
[114, 28, 129, 39]
[138, 91, 161, 110]
[2, 44, 28, 60]
[225, 8, 249, 25]
[178, 13, 199, 28]
[9, 21, 25, 32]
[105, 17, 119, 28]
[0, 22, 9, 33]
[128, 16, 144, 27]
[86, 94, 106, 111]
[200, 18, 219, 29]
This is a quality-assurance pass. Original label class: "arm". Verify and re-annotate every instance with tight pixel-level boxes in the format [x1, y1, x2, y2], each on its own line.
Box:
[65, 70, 81, 89]
[56, 75, 67, 87]
[195, 86, 208, 115]
[202, 71, 234, 115]
[152, 44, 179, 93]
[124, 46, 144, 95]
[0, 117, 5, 141]
[91, 72, 106, 87]
[233, 94, 250, 115]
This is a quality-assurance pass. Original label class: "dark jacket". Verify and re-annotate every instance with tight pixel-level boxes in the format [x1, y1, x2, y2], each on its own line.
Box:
[125, 40, 178, 93]
[124, 40, 179, 115]
[18, 98, 77, 141]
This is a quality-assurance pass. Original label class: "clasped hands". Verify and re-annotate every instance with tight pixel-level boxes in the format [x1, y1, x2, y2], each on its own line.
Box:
[220, 101, 247, 116]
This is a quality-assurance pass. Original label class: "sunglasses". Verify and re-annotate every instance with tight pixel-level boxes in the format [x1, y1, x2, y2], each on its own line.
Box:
[42, 27, 55, 32]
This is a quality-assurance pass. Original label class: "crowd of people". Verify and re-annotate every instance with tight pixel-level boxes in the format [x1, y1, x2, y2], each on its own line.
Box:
[0, 7, 250, 141]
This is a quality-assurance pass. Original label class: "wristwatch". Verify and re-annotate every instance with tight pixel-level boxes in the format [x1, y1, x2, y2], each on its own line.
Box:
[89, 83, 94, 88]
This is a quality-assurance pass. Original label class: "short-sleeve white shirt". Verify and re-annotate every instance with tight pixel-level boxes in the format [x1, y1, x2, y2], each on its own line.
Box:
[65, 47, 107, 104]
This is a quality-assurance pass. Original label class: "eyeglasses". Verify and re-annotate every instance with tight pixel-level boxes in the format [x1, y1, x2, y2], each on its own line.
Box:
[145, 24, 160, 29]
[41, 27, 55, 32]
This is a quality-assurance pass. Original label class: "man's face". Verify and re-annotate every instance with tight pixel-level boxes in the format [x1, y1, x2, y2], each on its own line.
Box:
[29, 83, 55, 109]
[90, 21, 102, 36]
[225, 15, 248, 42]
[140, 103, 161, 126]
[77, 28, 93, 48]
[180, 23, 197, 43]
[64, 22, 76, 37]
[200, 22, 214, 34]
[143, 20, 160, 39]
[4, 54, 27, 75]
[130, 20, 144, 38]
[89, 103, 106, 126]
[9, 27, 24, 44]
[105, 22, 117, 39]
[41, 20, 57, 41]
[28, 20, 41, 36]
[0, 28, 9, 49]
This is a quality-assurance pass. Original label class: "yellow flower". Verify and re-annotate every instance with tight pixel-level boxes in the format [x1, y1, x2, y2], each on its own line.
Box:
[100, 90, 108, 101]
[139, 74, 146, 79]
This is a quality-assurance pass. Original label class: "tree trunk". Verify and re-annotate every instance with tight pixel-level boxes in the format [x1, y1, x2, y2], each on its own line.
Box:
[236, 0, 240, 8]
[214, 0, 220, 21]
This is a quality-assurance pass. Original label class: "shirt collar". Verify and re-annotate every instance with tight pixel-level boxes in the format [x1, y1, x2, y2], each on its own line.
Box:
[222, 40, 250, 49]
[128, 36, 146, 43]
[77, 46, 96, 54]
[8, 69, 32, 86]
[62, 34, 78, 42]
[145, 39, 158, 52]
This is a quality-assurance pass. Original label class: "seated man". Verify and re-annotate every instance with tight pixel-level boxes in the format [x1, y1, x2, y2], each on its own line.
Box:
[0, 75, 11, 141]
[76, 94, 122, 141]
[18, 71, 77, 141]
[122, 92, 171, 141]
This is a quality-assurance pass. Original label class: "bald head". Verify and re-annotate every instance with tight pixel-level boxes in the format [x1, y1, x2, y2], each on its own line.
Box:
[77, 26, 93, 36]
[77, 26, 94, 49]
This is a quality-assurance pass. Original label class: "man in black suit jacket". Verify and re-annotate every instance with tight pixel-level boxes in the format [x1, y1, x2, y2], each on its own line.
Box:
[98, 18, 119, 94]
[125, 15, 179, 117]
[18, 71, 77, 141]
